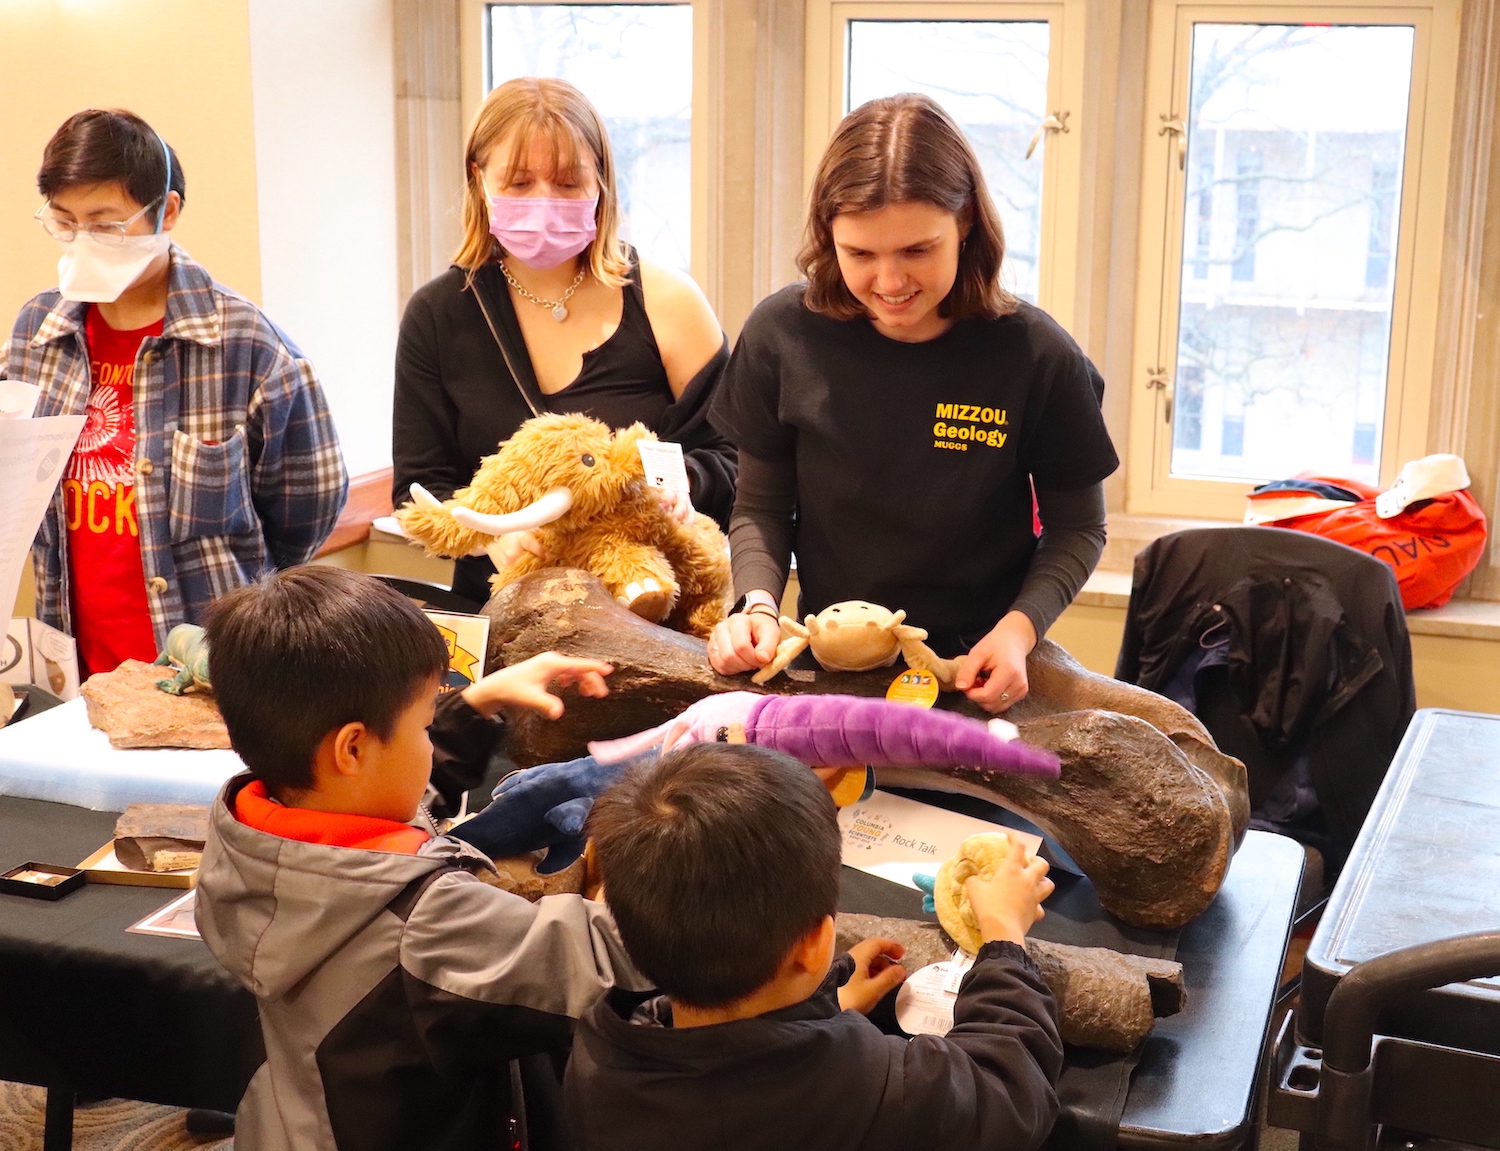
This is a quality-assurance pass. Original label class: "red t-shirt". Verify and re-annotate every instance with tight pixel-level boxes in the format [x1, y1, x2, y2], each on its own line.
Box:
[64, 308, 163, 677]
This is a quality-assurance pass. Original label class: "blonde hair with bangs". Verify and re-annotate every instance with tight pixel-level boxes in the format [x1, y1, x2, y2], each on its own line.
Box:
[456, 77, 631, 289]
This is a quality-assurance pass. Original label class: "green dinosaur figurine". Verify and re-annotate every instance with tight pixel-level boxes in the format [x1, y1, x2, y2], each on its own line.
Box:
[154, 624, 211, 696]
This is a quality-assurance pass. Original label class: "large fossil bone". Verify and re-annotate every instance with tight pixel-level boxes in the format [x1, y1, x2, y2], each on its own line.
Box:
[483, 569, 1245, 930]
[833, 913, 1185, 1053]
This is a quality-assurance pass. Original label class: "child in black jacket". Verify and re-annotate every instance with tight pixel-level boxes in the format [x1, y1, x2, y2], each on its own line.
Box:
[565, 742, 1064, 1151]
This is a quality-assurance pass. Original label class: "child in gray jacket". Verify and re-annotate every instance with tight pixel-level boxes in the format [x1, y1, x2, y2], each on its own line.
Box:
[195, 565, 646, 1151]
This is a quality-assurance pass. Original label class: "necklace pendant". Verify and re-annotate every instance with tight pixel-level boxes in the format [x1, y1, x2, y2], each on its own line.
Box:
[551, 302, 569, 322]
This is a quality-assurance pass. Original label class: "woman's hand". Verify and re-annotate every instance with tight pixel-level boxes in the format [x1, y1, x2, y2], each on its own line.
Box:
[655, 487, 695, 524]
[954, 611, 1037, 713]
[482, 530, 548, 569]
[707, 600, 783, 675]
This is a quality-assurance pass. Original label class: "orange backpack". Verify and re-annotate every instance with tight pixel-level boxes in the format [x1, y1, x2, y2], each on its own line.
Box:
[1254, 474, 1488, 610]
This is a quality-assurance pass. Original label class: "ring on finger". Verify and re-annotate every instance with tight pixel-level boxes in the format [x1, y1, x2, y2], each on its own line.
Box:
[999, 691, 1010, 702]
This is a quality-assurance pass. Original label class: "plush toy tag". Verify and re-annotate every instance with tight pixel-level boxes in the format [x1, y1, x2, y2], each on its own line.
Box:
[823, 765, 875, 807]
[894, 952, 976, 1036]
[887, 669, 939, 708]
[638, 440, 690, 494]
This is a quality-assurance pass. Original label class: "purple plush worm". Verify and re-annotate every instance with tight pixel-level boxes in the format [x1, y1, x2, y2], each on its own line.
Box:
[742, 695, 1060, 777]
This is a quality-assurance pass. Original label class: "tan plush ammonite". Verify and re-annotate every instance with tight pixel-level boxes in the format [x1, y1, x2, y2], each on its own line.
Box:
[933, 831, 1026, 956]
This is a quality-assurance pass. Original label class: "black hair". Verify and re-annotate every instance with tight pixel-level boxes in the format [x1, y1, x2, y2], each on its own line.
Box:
[37, 109, 186, 218]
[588, 743, 842, 1008]
[204, 566, 449, 793]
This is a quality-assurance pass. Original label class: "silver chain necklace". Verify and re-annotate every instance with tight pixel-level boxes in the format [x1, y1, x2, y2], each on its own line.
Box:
[499, 259, 587, 322]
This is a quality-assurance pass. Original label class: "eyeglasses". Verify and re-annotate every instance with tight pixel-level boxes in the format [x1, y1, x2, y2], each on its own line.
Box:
[35, 198, 164, 246]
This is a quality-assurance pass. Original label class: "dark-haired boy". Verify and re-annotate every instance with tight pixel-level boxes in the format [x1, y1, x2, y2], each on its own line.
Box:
[568, 743, 1064, 1151]
[194, 565, 647, 1151]
[9, 108, 346, 677]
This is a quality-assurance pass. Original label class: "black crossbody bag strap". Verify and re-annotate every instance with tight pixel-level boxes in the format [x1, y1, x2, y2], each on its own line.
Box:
[468, 268, 546, 419]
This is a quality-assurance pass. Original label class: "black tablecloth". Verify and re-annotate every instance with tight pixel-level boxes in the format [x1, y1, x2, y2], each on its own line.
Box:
[0, 794, 1303, 1150]
[839, 796, 1181, 1151]
[0, 796, 262, 1111]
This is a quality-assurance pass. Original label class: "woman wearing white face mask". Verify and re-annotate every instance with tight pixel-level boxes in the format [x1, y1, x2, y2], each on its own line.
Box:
[7, 109, 347, 677]
[393, 77, 732, 608]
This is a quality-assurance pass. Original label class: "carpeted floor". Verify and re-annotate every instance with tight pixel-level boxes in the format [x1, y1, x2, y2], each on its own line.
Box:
[0, 1083, 229, 1151]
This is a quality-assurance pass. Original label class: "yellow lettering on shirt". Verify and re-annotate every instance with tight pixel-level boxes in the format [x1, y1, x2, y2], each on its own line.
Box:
[63, 479, 84, 531]
[931, 403, 1009, 453]
[91, 360, 136, 390]
[115, 485, 138, 537]
[87, 481, 111, 533]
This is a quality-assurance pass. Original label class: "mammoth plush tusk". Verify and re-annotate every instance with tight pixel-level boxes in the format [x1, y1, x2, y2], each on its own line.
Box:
[409, 483, 444, 510]
[451, 487, 574, 536]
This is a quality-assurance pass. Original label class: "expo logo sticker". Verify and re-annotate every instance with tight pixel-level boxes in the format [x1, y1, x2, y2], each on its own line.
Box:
[36, 447, 61, 483]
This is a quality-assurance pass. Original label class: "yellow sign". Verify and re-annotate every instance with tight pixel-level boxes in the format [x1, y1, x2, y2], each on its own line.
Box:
[886, 669, 940, 708]
[423, 609, 491, 693]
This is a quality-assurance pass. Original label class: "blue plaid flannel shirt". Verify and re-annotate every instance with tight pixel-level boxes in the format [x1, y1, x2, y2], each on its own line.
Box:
[7, 246, 348, 650]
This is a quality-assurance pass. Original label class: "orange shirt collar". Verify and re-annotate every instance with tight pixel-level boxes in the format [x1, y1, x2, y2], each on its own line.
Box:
[233, 778, 431, 855]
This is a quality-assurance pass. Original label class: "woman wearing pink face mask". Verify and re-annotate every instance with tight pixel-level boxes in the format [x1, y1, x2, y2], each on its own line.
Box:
[393, 77, 732, 607]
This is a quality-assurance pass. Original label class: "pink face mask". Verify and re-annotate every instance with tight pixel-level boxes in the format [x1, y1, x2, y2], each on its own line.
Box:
[488, 195, 599, 270]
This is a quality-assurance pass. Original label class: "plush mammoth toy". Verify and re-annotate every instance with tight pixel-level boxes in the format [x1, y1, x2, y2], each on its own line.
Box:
[395, 414, 731, 638]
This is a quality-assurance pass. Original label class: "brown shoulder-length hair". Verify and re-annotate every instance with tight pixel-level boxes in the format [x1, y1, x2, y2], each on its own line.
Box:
[454, 77, 631, 289]
[798, 93, 1017, 322]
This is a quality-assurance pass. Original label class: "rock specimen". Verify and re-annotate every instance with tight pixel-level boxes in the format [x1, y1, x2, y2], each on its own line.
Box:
[473, 850, 590, 900]
[83, 660, 232, 750]
[483, 569, 1246, 930]
[1026, 938, 1186, 1053]
[834, 912, 1185, 1053]
[882, 712, 1233, 930]
[114, 803, 209, 872]
[1013, 642, 1250, 845]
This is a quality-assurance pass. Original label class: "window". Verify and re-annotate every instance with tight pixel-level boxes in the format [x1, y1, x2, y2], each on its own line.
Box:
[845, 20, 1051, 301]
[1128, 0, 1460, 517]
[805, 0, 1086, 329]
[482, 3, 694, 271]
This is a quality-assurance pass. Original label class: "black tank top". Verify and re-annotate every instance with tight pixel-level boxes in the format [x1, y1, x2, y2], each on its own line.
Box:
[541, 252, 674, 426]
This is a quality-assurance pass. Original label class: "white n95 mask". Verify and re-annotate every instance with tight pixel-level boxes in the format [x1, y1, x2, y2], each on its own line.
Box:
[57, 231, 171, 303]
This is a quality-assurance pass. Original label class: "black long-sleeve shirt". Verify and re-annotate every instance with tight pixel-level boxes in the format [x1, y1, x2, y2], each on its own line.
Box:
[710, 285, 1117, 658]
[728, 450, 1108, 642]
[565, 942, 1063, 1151]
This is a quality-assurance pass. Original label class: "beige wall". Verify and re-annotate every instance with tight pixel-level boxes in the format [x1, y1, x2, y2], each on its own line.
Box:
[249, 0, 402, 478]
[0, 0, 263, 321]
[1, 0, 402, 481]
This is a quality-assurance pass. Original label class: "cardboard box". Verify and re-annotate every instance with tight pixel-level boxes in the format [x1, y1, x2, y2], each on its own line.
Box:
[2, 617, 79, 701]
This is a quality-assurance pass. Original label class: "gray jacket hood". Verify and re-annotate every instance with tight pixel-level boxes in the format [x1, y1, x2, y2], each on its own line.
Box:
[196, 773, 496, 1000]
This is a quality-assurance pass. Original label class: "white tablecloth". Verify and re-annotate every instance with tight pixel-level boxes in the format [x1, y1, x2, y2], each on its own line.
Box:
[0, 698, 243, 811]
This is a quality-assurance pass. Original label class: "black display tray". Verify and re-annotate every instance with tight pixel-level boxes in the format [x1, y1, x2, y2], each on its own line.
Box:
[0, 860, 86, 901]
[1298, 709, 1500, 1055]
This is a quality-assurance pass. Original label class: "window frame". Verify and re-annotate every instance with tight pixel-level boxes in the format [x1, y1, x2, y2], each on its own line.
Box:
[1125, 0, 1461, 519]
[802, 0, 1088, 333]
[460, 0, 711, 287]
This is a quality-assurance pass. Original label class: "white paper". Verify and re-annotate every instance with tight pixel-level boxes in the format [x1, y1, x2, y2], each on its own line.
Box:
[637, 439, 690, 494]
[0, 382, 40, 420]
[0, 415, 86, 620]
[838, 789, 1042, 890]
[126, 889, 201, 939]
